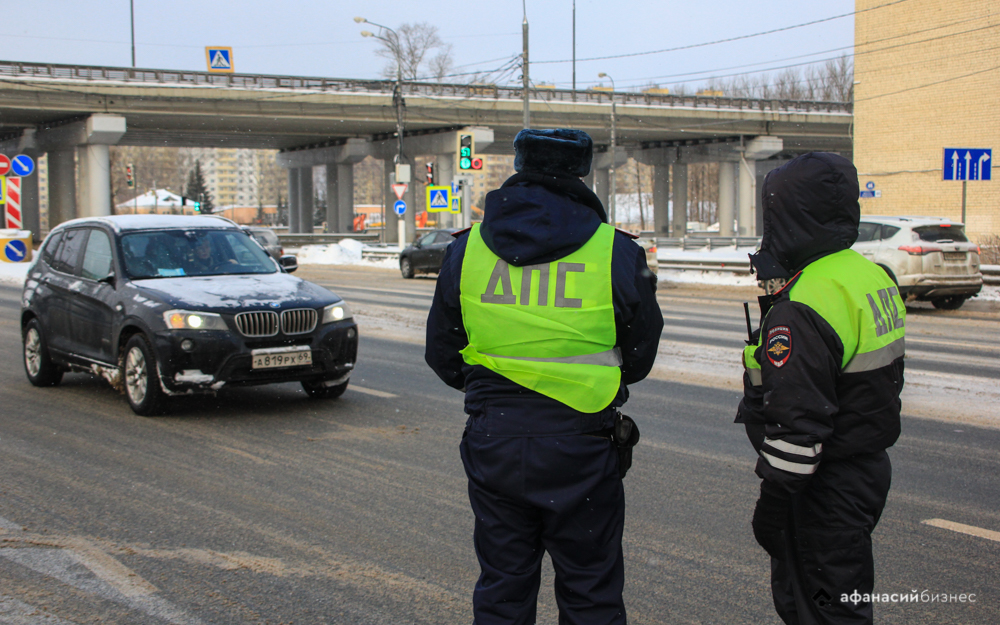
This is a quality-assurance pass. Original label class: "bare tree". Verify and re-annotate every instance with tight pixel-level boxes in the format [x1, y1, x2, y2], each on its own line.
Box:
[703, 54, 853, 102]
[374, 23, 453, 81]
[427, 44, 455, 81]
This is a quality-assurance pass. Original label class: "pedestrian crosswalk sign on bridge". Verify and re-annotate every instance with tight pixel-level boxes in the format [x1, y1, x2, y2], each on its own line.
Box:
[205, 47, 234, 73]
[426, 185, 451, 212]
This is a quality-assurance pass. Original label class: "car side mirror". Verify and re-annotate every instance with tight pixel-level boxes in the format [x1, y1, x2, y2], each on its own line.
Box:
[98, 273, 116, 288]
[279, 254, 298, 273]
[412, 239, 422, 248]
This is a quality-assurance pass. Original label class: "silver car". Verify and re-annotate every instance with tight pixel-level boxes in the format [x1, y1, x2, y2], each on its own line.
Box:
[851, 216, 983, 309]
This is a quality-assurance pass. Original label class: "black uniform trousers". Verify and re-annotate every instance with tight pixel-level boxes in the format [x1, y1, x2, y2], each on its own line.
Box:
[770, 451, 892, 625]
[460, 429, 626, 625]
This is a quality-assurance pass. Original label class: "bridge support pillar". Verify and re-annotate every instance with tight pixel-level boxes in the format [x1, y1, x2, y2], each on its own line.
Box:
[593, 168, 610, 214]
[298, 167, 314, 234]
[77, 144, 113, 217]
[591, 148, 627, 224]
[737, 158, 756, 237]
[736, 136, 783, 237]
[27, 115, 126, 221]
[326, 163, 355, 234]
[633, 148, 676, 238]
[287, 168, 301, 233]
[718, 162, 737, 237]
[651, 165, 670, 237]
[48, 149, 76, 230]
[672, 163, 688, 237]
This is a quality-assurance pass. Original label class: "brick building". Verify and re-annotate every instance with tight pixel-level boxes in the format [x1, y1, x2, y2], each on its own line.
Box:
[854, 0, 999, 241]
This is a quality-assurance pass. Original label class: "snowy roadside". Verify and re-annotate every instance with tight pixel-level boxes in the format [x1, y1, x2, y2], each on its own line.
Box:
[0, 261, 30, 286]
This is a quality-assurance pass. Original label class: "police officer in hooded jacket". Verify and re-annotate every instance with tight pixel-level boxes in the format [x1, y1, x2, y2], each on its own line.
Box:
[738, 152, 905, 625]
[426, 128, 662, 625]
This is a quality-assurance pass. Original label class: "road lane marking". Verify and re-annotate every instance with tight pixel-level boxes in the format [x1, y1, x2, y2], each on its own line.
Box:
[349, 385, 398, 398]
[922, 519, 1000, 543]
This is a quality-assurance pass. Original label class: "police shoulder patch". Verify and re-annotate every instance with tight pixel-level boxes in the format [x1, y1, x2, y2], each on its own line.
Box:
[766, 325, 792, 368]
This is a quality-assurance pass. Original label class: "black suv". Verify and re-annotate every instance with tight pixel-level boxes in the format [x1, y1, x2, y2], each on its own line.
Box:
[21, 215, 358, 415]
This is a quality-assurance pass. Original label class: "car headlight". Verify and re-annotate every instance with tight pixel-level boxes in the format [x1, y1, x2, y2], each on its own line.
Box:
[322, 301, 353, 324]
[163, 310, 228, 330]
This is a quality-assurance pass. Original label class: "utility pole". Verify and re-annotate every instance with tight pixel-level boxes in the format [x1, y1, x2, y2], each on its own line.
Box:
[522, 1, 530, 129]
[572, 0, 576, 99]
[130, 0, 136, 68]
[599, 72, 617, 225]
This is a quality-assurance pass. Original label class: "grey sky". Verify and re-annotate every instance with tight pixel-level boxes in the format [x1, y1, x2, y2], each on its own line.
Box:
[0, 1, 855, 91]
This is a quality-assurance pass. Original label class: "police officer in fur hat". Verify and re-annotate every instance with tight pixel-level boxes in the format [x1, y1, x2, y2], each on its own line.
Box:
[426, 128, 662, 624]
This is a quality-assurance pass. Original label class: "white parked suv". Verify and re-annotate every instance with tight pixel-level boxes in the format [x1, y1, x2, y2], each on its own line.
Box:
[851, 216, 983, 309]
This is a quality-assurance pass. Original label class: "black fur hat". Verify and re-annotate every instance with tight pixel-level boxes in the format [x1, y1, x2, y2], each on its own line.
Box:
[513, 129, 593, 178]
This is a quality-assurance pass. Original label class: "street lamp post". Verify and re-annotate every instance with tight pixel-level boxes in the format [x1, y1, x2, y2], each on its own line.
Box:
[357, 17, 406, 244]
[598, 72, 617, 226]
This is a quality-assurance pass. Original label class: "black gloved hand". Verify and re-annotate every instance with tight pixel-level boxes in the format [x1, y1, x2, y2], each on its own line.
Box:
[745, 327, 761, 347]
[751, 484, 791, 560]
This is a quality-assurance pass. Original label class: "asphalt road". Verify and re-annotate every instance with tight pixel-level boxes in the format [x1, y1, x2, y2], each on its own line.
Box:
[0, 269, 998, 624]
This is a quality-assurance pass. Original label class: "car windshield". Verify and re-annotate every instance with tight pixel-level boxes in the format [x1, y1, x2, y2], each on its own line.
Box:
[121, 229, 277, 279]
[913, 225, 968, 243]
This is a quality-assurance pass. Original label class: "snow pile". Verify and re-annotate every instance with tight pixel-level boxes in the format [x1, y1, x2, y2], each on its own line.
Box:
[0, 262, 30, 286]
[658, 269, 758, 287]
[976, 285, 1000, 301]
[295, 241, 398, 268]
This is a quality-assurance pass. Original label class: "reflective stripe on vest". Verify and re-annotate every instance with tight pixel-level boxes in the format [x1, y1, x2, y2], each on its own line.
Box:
[459, 222, 620, 413]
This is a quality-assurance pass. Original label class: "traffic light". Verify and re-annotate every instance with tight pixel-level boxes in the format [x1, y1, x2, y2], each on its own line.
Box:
[457, 134, 483, 171]
[426, 162, 435, 185]
[125, 164, 134, 188]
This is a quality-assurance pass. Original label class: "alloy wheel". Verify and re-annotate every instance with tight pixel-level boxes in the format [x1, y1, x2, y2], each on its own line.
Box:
[24, 328, 41, 377]
[125, 346, 148, 405]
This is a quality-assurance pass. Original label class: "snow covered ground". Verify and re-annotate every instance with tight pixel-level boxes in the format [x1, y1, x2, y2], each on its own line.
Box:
[295, 239, 398, 269]
[0, 261, 30, 286]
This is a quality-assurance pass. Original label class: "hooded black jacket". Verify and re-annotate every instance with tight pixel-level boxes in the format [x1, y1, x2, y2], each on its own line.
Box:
[425, 172, 662, 435]
[738, 153, 904, 495]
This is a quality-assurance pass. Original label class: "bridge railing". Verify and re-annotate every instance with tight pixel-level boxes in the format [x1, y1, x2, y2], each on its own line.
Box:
[0, 60, 853, 115]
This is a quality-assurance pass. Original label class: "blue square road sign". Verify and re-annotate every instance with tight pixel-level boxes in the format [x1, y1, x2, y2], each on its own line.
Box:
[943, 148, 991, 181]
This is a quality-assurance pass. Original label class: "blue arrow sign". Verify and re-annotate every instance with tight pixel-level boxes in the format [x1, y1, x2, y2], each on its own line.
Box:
[11, 154, 34, 177]
[393, 200, 406, 216]
[4, 239, 28, 262]
[943, 148, 991, 181]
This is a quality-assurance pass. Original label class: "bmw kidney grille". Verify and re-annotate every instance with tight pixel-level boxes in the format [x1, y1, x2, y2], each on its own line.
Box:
[281, 308, 318, 335]
[235, 311, 279, 337]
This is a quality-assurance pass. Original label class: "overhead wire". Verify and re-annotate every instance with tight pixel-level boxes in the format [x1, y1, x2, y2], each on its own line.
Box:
[560, 12, 989, 88]
[532, 0, 913, 65]
[568, 20, 999, 92]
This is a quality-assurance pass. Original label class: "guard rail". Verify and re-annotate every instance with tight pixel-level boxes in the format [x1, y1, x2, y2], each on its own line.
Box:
[0, 60, 852, 115]
[277, 232, 379, 247]
[982, 265, 1000, 286]
[654, 236, 761, 250]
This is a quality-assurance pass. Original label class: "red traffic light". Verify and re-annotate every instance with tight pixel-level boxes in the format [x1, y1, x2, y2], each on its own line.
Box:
[471, 157, 483, 170]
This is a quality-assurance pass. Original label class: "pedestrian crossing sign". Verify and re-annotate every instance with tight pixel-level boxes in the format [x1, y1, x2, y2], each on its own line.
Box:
[205, 47, 234, 73]
[426, 185, 451, 213]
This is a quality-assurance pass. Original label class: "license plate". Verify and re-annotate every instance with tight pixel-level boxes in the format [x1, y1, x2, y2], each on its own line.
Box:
[942, 252, 966, 261]
[251, 346, 312, 369]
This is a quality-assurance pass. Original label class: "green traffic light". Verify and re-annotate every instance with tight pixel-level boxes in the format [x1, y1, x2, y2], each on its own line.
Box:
[460, 157, 472, 170]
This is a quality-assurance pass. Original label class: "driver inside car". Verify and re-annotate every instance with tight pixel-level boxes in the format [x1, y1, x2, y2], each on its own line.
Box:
[189, 235, 236, 272]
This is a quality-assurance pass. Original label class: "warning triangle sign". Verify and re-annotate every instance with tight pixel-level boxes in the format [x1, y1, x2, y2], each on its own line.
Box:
[430, 190, 448, 208]
[210, 50, 231, 69]
[392, 183, 408, 200]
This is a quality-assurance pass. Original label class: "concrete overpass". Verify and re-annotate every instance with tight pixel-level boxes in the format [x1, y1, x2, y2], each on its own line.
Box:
[0, 60, 853, 241]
